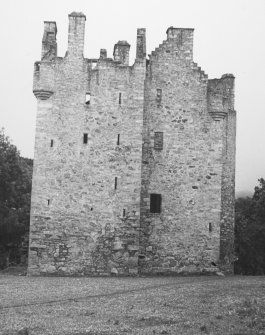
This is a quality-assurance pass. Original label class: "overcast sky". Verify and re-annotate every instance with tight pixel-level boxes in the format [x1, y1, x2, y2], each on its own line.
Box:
[0, 0, 264, 194]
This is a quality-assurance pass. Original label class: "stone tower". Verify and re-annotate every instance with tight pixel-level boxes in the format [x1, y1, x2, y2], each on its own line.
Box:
[28, 13, 236, 276]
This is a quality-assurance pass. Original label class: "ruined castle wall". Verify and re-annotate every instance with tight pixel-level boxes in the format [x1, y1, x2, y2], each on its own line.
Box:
[140, 30, 226, 274]
[28, 14, 146, 276]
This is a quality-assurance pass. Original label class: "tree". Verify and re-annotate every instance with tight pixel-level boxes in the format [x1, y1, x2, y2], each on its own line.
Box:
[235, 179, 265, 275]
[0, 129, 33, 268]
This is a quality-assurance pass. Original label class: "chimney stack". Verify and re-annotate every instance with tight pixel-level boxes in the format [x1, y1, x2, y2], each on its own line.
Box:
[113, 41, 130, 65]
[67, 12, 86, 58]
[136, 28, 146, 59]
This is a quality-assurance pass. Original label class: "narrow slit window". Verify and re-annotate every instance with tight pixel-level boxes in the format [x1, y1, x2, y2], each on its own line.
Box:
[119, 93, 122, 105]
[83, 133, 88, 144]
[34, 62, 40, 72]
[117, 134, 120, 145]
[123, 209, 126, 217]
[114, 177, 118, 190]
[156, 88, 162, 103]
[209, 223, 213, 232]
[47, 199, 50, 206]
[154, 132, 163, 150]
[150, 194, 162, 213]
[50, 139, 54, 147]
[85, 93, 91, 105]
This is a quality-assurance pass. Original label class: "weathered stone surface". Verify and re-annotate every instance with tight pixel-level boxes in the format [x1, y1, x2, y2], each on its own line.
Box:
[28, 13, 236, 276]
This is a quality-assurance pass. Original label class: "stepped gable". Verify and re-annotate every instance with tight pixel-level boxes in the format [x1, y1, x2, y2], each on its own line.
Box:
[148, 28, 208, 83]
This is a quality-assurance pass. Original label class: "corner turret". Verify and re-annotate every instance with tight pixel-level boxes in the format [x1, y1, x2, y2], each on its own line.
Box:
[33, 21, 57, 100]
[207, 74, 235, 120]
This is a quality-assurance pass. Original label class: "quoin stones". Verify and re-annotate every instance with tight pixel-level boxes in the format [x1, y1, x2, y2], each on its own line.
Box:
[28, 12, 236, 276]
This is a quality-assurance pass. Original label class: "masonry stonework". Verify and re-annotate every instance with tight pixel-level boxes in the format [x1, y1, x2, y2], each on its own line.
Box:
[28, 13, 236, 276]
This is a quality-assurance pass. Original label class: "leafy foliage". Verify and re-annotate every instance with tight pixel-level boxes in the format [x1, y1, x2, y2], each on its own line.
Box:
[235, 178, 265, 275]
[0, 129, 33, 268]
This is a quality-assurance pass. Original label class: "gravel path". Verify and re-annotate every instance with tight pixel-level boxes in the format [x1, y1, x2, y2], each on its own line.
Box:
[0, 275, 265, 334]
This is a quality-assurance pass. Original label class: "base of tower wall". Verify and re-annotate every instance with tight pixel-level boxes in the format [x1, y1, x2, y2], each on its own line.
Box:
[27, 213, 141, 277]
[27, 215, 232, 277]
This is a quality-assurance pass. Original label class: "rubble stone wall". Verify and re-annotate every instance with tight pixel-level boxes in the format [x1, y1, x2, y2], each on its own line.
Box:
[28, 13, 146, 276]
[28, 14, 236, 276]
[139, 30, 231, 274]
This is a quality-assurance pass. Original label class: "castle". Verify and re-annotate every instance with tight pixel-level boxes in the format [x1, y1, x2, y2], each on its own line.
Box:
[28, 12, 236, 276]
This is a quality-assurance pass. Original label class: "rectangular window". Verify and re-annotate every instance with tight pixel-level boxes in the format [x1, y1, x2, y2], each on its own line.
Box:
[156, 88, 162, 103]
[85, 93, 91, 105]
[50, 139, 53, 147]
[119, 93, 122, 105]
[150, 194, 162, 213]
[117, 134, 120, 145]
[154, 132, 163, 150]
[115, 177, 118, 190]
[83, 133, 88, 144]
[123, 209, 126, 217]
[47, 199, 50, 206]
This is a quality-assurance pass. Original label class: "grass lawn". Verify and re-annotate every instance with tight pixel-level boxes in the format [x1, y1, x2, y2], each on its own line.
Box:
[0, 271, 265, 334]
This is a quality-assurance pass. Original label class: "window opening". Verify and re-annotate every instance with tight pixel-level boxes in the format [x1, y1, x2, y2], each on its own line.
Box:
[209, 223, 213, 232]
[150, 194, 162, 213]
[47, 199, 50, 206]
[156, 88, 162, 103]
[92, 62, 97, 69]
[83, 133, 88, 144]
[154, 132, 163, 150]
[34, 62, 40, 72]
[119, 93, 122, 105]
[115, 177, 118, 190]
[50, 139, 53, 147]
[117, 134, 120, 145]
[123, 209, 126, 217]
[85, 93, 91, 105]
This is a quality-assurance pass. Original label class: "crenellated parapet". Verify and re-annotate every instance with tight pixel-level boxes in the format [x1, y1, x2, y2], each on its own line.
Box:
[207, 74, 235, 120]
[33, 13, 147, 101]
